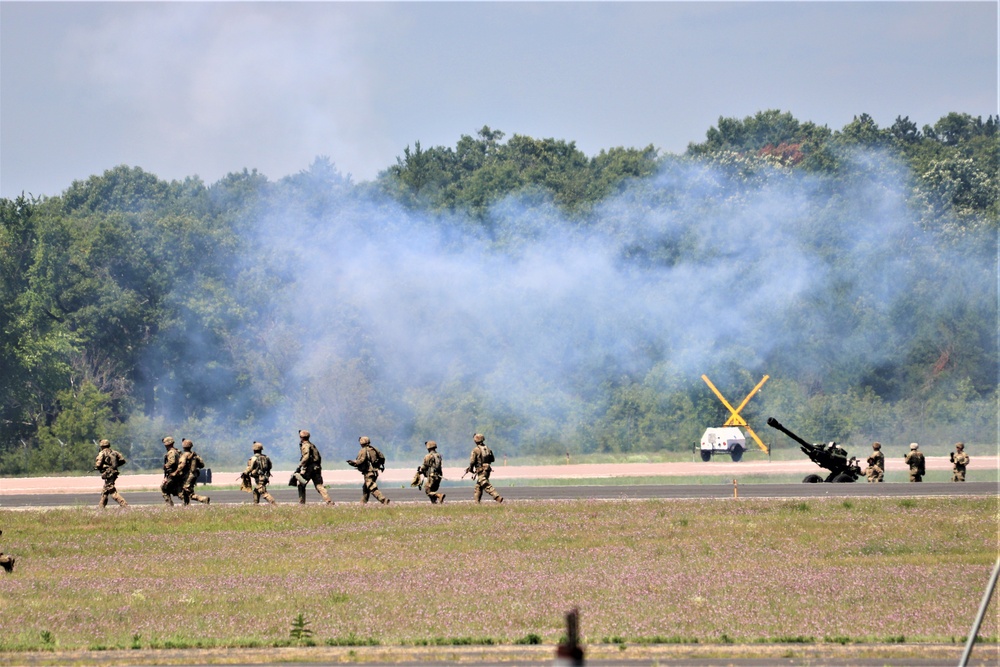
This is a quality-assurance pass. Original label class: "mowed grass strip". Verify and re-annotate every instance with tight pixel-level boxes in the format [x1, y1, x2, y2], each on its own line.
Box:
[0, 497, 996, 652]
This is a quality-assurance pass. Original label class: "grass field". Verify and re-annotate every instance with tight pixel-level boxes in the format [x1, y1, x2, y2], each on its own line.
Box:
[0, 496, 997, 660]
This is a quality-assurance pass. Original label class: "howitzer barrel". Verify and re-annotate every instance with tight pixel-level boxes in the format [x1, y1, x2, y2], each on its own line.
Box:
[766, 417, 811, 449]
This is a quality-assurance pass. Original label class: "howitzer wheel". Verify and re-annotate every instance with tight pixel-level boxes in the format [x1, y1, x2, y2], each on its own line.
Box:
[829, 472, 856, 483]
[802, 474, 824, 483]
[699, 450, 712, 462]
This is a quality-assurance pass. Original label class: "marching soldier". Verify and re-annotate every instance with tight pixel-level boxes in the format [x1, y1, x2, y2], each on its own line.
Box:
[161, 436, 184, 505]
[865, 441, 884, 483]
[293, 430, 334, 505]
[242, 442, 276, 504]
[411, 440, 445, 504]
[466, 433, 503, 504]
[950, 442, 970, 482]
[177, 439, 210, 505]
[347, 436, 390, 504]
[904, 442, 925, 482]
[94, 439, 129, 507]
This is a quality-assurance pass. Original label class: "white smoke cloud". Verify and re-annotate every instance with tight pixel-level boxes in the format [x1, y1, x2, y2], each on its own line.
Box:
[230, 147, 991, 458]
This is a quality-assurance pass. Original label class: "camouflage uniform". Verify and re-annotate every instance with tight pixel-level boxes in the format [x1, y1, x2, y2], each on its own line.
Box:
[468, 434, 503, 504]
[411, 441, 445, 504]
[0, 529, 15, 573]
[904, 443, 925, 482]
[160, 437, 184, 505]
[951, 443, 970, 482]
[865, 442, 884, 483]
[295, 430, 334, 504]
[176, 439, 210, 505]
[243, 442, 276, 504]
[348, 436, 390, 504]
[94, 439, 129, 507]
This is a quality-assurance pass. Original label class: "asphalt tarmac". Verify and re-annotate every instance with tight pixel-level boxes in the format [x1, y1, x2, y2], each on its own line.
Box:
[0, 481, 995, 508]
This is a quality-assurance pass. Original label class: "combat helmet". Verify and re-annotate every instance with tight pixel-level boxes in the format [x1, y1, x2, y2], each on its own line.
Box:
[425, 440, 437, 450]
[298, 429, 310, 440]
[252, 442, 264, 453]
[359, 436, 371, 446]
[956, 442, 965, 450]
[473, 433, 485, 444]
[909, 442, 919, 450]
[181, 439, 193, 449]
[162, 436, 175, 446]
[99, 439, 111, 448]
[872, 441, 881, 450]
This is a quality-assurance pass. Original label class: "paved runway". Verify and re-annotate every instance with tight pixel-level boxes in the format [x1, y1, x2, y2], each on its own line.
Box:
[0, 481, 994, 508]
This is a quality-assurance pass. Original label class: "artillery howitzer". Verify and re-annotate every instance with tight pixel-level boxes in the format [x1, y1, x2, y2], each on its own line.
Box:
[766, 417, 862, 483]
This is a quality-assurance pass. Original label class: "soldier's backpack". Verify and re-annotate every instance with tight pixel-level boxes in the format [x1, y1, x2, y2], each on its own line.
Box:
[193, 453, 205, 470]
[255, 453, 272, 480]
[308, 442, 322, 465]
[370, 445, 386, 471]
[481, 444, 495, 465]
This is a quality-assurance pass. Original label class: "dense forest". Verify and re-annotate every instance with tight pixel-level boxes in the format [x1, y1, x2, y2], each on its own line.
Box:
[1, 110, 997, 473]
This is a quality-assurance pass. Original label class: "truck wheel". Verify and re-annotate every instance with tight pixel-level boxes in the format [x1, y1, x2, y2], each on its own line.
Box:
[830, 472, 855, 483]
[700, 450, 712, 462]
[730, 447, 744, 462]
[802, 474, 823, 483]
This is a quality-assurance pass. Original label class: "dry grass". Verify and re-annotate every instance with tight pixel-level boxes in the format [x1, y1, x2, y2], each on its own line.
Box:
[0, 496, 996, 658]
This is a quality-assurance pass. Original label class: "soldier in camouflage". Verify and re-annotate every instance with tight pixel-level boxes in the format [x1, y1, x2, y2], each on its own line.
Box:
[243, 442, 276, 504]
[294, 430, 334, 505]
[467, 433, 503, 504]
[865, 441, 884, 483]
[94, 439, 129, 507]
[161, 437, 184, 505]
[904, 442, 925, 482]
[950, 442, 970, 482]
[347, 436, 390, 504]
[177, 439, 210, 505]
[411, 440, 445, 504]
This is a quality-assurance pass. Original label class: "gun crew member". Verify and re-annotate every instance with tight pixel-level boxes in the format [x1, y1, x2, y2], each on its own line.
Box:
[466, 433, 503, 504]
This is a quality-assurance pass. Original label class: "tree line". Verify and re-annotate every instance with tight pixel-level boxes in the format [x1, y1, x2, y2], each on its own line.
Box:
[1, 110, 996, 473]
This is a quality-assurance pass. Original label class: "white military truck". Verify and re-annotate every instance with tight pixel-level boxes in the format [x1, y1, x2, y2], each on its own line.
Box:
[698, 427, 746, 462]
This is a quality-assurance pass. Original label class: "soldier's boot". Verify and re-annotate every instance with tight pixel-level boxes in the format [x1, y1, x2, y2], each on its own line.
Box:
[297, 485, 307, 504]
[380, 496, 391, 505]
[495, 495, 504, 504]
[252, 490, 261, 504]
[373, 489, 389, 505]
[437, 493, 446, 504]
[317, 485, 334, 505]
[162, 493, 174, 506]
[112, 493, 128, 507]
[182, 493, 192, 506]
[99, 495, 109, 509]
[192, 494, 209, 504]
[264, 493, 276, 505]
[474, 487, 483, 504]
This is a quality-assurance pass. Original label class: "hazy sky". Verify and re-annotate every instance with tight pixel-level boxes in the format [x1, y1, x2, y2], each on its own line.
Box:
[1, 1, 997, 199]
